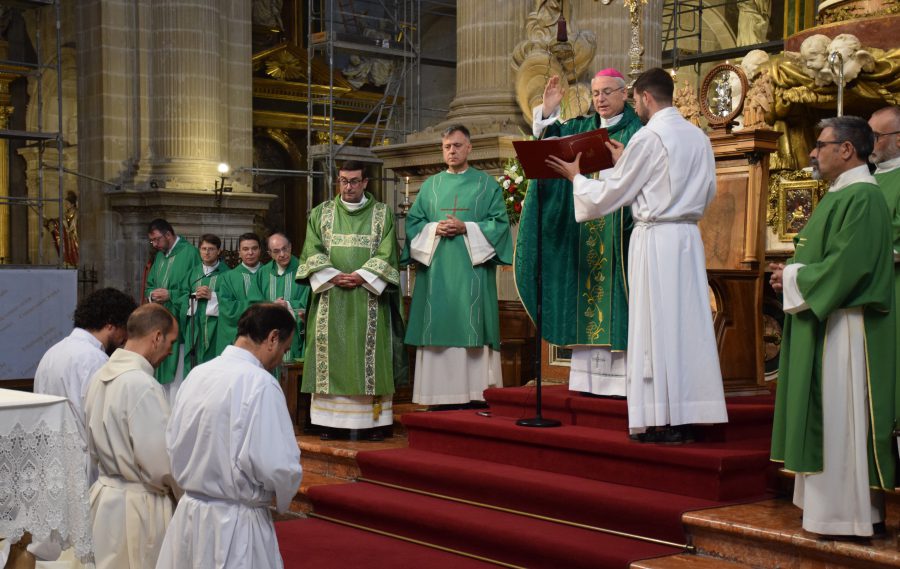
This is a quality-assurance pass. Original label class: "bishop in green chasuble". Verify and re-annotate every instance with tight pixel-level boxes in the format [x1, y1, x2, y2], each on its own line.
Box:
[257, 254, 310, 364]
[144, 236, 200, 385]
[295, 193, 404, 429]
[515, 70, 642, 396]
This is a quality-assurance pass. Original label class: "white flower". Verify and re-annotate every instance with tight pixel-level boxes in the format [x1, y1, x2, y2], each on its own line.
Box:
[507, 196, 514, 202]
[515, 176, 524, 184]
[502, 179, 511, 189]
[509, 163, 518, 173]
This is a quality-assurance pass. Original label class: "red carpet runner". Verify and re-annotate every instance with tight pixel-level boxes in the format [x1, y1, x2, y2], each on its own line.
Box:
[278, 385, 775, 568]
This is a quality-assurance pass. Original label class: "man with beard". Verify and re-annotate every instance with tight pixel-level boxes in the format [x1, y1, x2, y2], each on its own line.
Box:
[770, 116, 895, 538]
[28, 287, 137, 563]
[517, 68, 642, 397]
[145, 218, 201, 394]
[546, 68, 727, 443]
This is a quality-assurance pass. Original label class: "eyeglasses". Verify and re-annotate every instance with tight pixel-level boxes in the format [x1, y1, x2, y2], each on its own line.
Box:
[338, 177, 364, 187]
[593, 87, 625, 98]
[874, 130, 900, 141]
[813, 140, 843, 151]
[148, 235, 166, 244]
[269, 247, 290, 255]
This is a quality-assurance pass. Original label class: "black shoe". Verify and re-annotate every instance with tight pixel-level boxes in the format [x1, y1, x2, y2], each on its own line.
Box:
[630, 427, 658, 443]
[319, 427, 349, 441]
[873, 522, 887, 537]
[363, 429, 385, 442]
[656, 425, 696, 445]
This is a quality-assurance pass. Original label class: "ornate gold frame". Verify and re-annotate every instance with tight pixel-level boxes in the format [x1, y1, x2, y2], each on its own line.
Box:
[768, 169, 828, 242]
[700, 63, 748, 128]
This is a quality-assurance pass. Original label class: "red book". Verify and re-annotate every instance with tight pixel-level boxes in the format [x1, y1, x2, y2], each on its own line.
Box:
[513, 129, 613, 179]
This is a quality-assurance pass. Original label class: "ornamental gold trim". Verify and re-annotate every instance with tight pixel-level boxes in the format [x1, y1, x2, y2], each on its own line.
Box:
[767, 169, 828, 242]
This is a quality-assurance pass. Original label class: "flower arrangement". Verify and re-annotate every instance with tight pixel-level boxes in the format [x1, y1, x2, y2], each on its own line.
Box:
[496, 158, 529, 225]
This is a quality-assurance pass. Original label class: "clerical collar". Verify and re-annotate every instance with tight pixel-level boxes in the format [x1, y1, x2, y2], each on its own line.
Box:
[600, 113, 623, 128]
[447, 167, 469, 175]
[276, 264, 289, 276]
[203, 261, 219, 275]
[242, 262, 260, 274]
[342, 194, 368, 211]
[829, 164, 876, 193]
[875, 154, 900, 175]
[165, 236, 180, 257]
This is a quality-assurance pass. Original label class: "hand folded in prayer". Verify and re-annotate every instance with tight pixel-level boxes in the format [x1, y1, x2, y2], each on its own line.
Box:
[194, 285, 211, 300]
[150, 288, 170, 303]
[330, 272, 365, 289]
[436, 215, 466, 237]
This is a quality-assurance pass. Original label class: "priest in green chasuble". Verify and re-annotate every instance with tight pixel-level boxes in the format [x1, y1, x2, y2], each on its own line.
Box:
[296, 161, 404, 442]
[515, 68, 642, 397]
[869, 106, 900, 447]
[217, 232, 265, 353]
[144, 218, 201, 396]
[183, 234, 229, 376]
[257, 232, 310, 373]
[403, 125, 513, 407]
[770, 116, 896, 538]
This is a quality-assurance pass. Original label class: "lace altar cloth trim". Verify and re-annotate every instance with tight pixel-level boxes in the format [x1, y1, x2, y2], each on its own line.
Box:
[0, 419, 93, 560]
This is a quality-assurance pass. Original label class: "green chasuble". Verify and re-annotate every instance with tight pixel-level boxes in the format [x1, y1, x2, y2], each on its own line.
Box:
[143, 238, 201, 384]
[514, 104, 642, 348]
[875, 166, 900, 425]
[770, 182, 896, 489]
[216, 264, 265, 353]
[183, 261, 229, 376]
[257, 256, 311, 362]
[295, 194, 405, 396]
[402, 167, 513, 350]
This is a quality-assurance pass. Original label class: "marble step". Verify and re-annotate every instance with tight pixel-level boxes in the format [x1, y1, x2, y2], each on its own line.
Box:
[631, 554, 751, 568]
[684, 499, 900, 569]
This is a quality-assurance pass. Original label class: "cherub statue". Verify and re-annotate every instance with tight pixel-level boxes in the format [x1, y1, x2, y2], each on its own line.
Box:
[740, 49, 770, 82]
[799, 34, 834, 87]
[827, 33, 875, 84]
[743, 69, 774, 130]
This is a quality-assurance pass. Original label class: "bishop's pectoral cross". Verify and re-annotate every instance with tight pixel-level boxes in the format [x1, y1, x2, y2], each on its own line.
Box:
[440, 195, 469, 217]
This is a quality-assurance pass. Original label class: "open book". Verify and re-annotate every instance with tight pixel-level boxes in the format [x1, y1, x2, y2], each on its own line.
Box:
[512, 129, 613, 179]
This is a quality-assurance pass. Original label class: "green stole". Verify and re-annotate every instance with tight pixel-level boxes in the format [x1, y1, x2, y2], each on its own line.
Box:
[514, 104, 642, 348]
[401, 167, 513, 349]
[216, 263, 264, 353]
[296, 194, 404, 396]
[183, 261, 229, 375]
[143, 238, 200, 384]
[257, 256, 311, 363]
[875, 166, 900, 427]
[770, 181, 896, 489]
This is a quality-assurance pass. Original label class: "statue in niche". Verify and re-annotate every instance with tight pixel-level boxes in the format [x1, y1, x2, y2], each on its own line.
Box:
[674, 80, 703, 127]
[739, 50, 774, 130]
[736, 0, 771, 46]
[511, 0, 597, 123]
[253, 0, 284, 30]
[342, 55, 395, 90]
[44, 191, 79, 267]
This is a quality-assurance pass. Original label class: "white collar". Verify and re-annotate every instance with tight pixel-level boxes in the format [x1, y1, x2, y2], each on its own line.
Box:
[874, 154, 900, 175]
[600, 112, 623, 128]
[203, 261, 220, 275]
[341, 195, 368, 211]
[241, 262, 260, 274]
[164, 236, 180, 257]
[446, 167, 469, 175]
[829, 164, 876, 192]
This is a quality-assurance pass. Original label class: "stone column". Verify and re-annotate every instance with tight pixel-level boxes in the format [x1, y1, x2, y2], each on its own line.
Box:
[0, 92, 12, 264]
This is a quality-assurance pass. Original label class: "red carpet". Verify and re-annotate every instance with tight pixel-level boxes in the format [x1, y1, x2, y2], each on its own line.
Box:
[276, 518, 500, 568]
[280, 386, 775, 568]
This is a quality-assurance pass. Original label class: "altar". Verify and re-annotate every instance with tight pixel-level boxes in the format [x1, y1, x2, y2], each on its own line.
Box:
[0, 389, 92, 564]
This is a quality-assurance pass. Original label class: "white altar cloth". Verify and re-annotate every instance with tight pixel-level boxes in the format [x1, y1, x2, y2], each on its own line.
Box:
[0, 388, 93, 561]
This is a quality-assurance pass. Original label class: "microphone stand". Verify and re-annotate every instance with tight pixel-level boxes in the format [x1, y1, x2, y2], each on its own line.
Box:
[517, 178, 561, 428]
[187, 272, 206, 371]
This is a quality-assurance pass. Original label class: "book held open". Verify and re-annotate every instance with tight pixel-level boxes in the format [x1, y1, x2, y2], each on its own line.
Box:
[512, 129, 614, 179]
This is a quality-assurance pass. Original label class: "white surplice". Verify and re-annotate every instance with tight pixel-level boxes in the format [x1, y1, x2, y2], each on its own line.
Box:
[84, 349, 179, 569]
[156, 345, 302, 569]
[408, 217, 504, 405]
[572, 106, 728, 432]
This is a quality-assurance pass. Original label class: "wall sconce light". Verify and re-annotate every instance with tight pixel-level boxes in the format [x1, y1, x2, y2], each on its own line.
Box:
[214, 162, 232, 207]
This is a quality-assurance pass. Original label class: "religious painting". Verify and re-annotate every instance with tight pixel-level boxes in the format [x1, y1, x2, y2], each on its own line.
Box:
[770, 170, 828, 242]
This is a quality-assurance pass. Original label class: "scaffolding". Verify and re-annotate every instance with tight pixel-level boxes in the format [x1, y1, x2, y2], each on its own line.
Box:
[0, 0, 64, 266]
[306, 0, 422, 208]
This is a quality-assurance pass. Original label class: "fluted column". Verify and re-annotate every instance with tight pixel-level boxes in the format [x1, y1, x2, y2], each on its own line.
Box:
[444, 1, 531, 133]
[147, 0, 223, 188]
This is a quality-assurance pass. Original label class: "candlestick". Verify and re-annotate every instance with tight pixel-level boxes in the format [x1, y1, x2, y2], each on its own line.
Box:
[404, 176, 410, 200]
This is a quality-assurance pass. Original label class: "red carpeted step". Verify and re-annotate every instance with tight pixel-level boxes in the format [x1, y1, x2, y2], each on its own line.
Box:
[307, 481, 680, 569]
[355, 447, 736, 544]
[484, 386, 774, 445]
[401, 411, 770, 501]
[275, 518, 500, 568]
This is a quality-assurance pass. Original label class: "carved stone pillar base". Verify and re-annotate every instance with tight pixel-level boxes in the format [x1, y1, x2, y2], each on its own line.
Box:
[108, 189, 274, 300]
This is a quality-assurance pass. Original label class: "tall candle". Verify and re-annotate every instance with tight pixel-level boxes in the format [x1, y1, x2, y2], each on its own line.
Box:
[405, 177, 410, 200]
